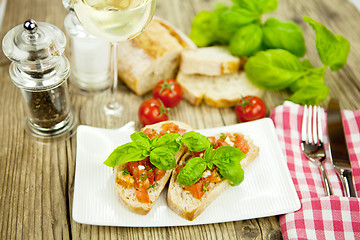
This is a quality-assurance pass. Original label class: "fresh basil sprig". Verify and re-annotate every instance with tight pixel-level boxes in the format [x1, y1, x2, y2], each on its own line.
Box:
[245, 16, 349, 105]
[189, 0, 350, 105]
[177, 136, 246, 187]
[103, 132, 182, 170]
[189, 0, 305, 58]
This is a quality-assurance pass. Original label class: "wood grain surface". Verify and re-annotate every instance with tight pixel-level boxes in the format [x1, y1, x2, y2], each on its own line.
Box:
[0, 0, 359, 239]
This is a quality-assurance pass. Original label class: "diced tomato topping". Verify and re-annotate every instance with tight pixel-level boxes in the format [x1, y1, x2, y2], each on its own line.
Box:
[213, 137, 228, 149]
[154, 168, 166, 181]
[146, 169, 155, 185]
[182, 169, 222, 199]
[143, 128, 160, 139]
[208, 136, 216, 145]
[184, 180, 206, 199]
[193, 150, 205, 157]
[135, 186, 149, 203]
[124, 157, 168, 204]
[159, 122, 186, 136]
[210, 133, 249, 153]
[233, 133, 249, 154]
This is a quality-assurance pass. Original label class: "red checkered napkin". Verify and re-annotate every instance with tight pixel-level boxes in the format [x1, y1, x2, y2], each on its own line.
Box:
[270, 101, 360, 240]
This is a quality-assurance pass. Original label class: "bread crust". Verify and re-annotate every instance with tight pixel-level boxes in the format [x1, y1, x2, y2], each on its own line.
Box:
[114, 121, 193, 215]
[167, 133, 259, 221]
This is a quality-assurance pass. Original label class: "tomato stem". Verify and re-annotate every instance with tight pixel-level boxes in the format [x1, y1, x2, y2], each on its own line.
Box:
[160, 78, 175, 94]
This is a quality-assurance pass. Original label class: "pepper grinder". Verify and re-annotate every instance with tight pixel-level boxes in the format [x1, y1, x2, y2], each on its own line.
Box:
[2, 19, 77, 138]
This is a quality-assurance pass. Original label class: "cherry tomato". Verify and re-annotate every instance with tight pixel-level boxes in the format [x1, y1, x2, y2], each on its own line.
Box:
[235, 96, 266, 122]
[138, 99, 169, 126]
[152, 79, 183, 108]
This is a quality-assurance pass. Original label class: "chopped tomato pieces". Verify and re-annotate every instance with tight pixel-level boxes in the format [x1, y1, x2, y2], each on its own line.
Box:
[233, 133, 249, 153]
[143, 128, 160, 139]
[135, 186, 149, 203]
[211, 133, 249, 153]
[182, 169, 222, 199]
[159, 122, 186, 136]
[184, 180, 206, 199]
[124, 158, 166, 203]
[154, 168, 166, 181]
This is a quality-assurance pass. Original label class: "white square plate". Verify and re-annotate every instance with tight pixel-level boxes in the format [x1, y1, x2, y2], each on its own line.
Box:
[72, 118, 300, 226]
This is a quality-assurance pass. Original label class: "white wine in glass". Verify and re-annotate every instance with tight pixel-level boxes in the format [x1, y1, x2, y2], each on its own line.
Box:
[72, 0, 156, 128]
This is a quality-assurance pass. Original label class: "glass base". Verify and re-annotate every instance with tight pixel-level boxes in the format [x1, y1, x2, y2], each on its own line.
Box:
[80, 93, 124, 129]
[25, 109, 78, 140]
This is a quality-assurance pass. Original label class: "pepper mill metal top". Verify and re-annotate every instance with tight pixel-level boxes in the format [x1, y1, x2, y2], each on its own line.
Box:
[23, 19, 38, 34]
[2, 19, 66, 65]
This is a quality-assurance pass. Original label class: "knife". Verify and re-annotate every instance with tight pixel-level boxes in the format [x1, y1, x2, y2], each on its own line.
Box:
[327, 99, 357, 197]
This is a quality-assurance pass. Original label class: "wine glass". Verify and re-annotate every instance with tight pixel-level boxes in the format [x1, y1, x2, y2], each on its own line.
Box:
[72, 0, 156, 128]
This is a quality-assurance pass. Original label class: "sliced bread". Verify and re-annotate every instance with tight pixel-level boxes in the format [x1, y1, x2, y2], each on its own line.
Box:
[167, 134, 259, 221]
[180, 46, 242, 76]
[176, 71, 264, 108]
[114, 121, 193, 215]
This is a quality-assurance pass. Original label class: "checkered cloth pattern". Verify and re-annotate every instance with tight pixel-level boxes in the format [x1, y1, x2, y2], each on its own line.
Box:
[270, 101, 360, 240]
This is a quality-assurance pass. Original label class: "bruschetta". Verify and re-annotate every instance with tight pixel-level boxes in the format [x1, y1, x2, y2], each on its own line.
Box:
[167, 132, 259, 221]
[104, 121, 193, 215]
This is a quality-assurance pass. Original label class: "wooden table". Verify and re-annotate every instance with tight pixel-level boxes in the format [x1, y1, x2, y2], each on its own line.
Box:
[1, 0, 359, 239]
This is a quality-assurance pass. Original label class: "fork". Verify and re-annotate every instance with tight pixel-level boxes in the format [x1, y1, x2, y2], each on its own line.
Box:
[301, 105, 333, 196]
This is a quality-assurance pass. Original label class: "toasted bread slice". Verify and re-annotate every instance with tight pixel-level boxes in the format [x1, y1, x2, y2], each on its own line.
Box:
[167, 134, 259, 221]
[180, 46, 242, 76]
[114, 121, 193, 215]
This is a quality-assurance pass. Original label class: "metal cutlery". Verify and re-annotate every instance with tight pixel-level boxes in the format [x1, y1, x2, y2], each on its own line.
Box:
[327, 99, 357, 197]
[301, 105, 333, 196]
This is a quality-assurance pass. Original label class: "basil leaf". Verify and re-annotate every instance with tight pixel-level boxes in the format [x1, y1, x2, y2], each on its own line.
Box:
[245, 49, 304, 90]
[289, 66, 326, 93]
[212, 146, 246, 169]
[211, 146, 245, 185]
[218, 163, 244, 186]
[189, 3, 230, 47]
[232, 0, 277, 15]
[263, 17, 306, 57]
[229, 23, 263, 57]
[189, 11, 216, 47]
[151, 132, 182, 155]
[209, 3, 233, 44]
[182, 131, 212, 152]
[204, 148, 215, 169]
[130, 131, 151, 150]
[103, 142, 148, 167]
[150, 147, 177, 170]
[177, 157, 207, 187]
[289, 80, 329, 105]
[304, 16, 350, 71]
[301, 59, 316, 69]
[219, 6, 259, 38]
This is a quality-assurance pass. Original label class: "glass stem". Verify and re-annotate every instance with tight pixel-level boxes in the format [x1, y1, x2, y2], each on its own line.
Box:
[108, 42, 119, 110]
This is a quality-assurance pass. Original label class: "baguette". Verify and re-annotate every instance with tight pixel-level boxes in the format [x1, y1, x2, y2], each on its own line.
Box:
[117, 17, 196, 95]
[113, 121, 193, 215]
[167, 133, 259, 221]
[180, 46, 242, 76]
